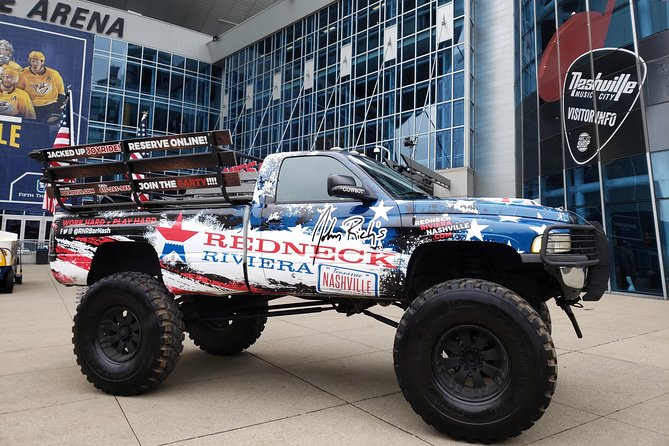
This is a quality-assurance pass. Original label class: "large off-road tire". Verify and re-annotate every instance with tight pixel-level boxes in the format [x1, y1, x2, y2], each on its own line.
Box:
[531, 301, 552, 334]
[185, 300, 267, 355]
[72, 272, 184, 395]
[2, 269, 14, 293]
[394, 279, 557, 443]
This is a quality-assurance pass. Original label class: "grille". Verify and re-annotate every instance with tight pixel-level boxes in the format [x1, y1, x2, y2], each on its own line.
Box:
[541, 224, 601, 267]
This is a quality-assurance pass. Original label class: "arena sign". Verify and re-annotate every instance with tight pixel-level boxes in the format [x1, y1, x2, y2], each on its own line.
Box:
[0, 0, 124, 38]
[562, 48, 646, 165]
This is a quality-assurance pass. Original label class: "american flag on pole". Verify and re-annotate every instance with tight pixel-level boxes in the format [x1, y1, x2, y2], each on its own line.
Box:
[131, 111, 149, 202]
[41, 93, 71, 214]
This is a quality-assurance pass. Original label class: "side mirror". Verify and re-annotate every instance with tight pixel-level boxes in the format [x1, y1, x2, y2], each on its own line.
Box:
[327, 174, 377, 202]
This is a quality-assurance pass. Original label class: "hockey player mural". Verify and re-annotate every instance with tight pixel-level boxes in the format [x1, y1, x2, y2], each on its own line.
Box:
[0, 14, 92, 212]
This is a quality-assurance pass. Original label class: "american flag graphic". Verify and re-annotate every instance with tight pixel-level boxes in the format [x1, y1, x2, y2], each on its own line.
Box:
[42, 94, 71, 214]
[131, 111, 149, 202]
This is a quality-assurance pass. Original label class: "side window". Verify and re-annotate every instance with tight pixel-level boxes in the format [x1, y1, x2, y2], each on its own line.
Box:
[275, 156, 362, 202]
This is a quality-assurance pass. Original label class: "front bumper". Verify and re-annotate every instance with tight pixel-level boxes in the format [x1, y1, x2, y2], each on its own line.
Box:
[539, 222, 610, 302]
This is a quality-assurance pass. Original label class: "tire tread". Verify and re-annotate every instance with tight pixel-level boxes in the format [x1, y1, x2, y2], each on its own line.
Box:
[393, 279, 557, 443]
[72, 272, 184, 395]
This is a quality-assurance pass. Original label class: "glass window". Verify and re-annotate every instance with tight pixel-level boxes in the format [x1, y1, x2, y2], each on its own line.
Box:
[158, 51, 171, 66]
[156, 69, 170, 98]
[4, 219, 20, 236]
[106, 94, 122, 124]
[633, 0, 669, 39]
[212, 65, 224, 80]
[168, 105, 182, 133]
[123, 97, 139, 127]
[186, 58, 199, 72]
[153, 102, 168, 132]
[453, 100, 464, 126]
[276, 156, 360, 202]
[436, 129, 452, 169]
[608, 201, 662, 295]
[109, 58, 125, 88]
[184, 76, 197, 103]
[437, 102, 451, 129]
[170, 73, 184, 101]
[209, 113, 220, 131]
[211, 82, 222, 110]
[182, 108, 195, 134]
[127, 44, 142, 59]
[105, 128, 120, 141]
[141, 66, 155, 95]
[452, 126, 464, 168]
[24, 220, 40, 240]
[437, 74, 452, 102]
[603, 156, 651, 204]
[454, 0, 465, 17]
[438, 47, 453, 75]
[111, 40, 127, 56]
[143, 47, 157, 63]
[541, 172, 565, 209]
[87, 126, 104, 143]
[92, 55, 109, 87]
[453, 71, 464, 99]
[198, 61, 211, 76]
[172, 55, 185, 70]
[125, 63, 140, 92]
[197, 80, 210, 108]
[657, 199, 669, 294]
[454, 44, 465, 71]
[652, 151, 669, 198]
[95, 36, 111, 52]
[196, 110, 208, 132]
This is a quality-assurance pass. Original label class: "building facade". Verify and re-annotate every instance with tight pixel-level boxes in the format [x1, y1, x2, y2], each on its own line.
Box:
[0, 0, 220, 250]
[518, 0, 668, 297]
[220, 0, 475, 196]
[0, 0, 667, 298]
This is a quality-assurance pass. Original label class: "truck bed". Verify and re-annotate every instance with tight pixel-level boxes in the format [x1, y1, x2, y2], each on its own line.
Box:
[29, 130, 260, 213]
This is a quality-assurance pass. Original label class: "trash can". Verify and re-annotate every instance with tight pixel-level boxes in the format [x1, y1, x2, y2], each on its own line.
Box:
[36, 248, 49, 265]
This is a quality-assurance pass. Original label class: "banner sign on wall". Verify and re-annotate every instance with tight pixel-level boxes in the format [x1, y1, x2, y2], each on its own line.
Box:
[562, 48, 647, 165]
[0, 13, 93, 211]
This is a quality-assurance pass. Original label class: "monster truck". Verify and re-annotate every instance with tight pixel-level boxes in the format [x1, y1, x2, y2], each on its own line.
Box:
[30, 130, 609, 442]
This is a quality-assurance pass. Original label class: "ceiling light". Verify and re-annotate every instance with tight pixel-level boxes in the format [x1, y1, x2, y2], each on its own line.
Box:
[218, 18, 239, 26]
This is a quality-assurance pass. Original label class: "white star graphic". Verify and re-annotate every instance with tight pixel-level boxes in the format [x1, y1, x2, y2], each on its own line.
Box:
[536, 212, 544, 219]
[466, 219, 488, 241]
[530, 224, 547, 235]
[370, 200, 393, 221]
[500, 216, 521, 222]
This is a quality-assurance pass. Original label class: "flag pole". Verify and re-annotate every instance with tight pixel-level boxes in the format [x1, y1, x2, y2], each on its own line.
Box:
[67, 87, 75, 145]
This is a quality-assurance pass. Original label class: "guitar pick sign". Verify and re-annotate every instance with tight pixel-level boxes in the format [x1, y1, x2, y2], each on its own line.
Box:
[562, 48, 646, 165]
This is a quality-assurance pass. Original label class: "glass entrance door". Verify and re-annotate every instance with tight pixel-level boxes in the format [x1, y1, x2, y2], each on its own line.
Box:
[1, 216, 52, 242]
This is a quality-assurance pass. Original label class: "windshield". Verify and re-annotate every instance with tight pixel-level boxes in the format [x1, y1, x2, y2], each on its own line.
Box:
[348, 155, 433, 200]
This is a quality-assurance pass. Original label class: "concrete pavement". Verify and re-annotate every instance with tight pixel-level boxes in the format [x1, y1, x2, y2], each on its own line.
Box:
[1, 265, 668, 445]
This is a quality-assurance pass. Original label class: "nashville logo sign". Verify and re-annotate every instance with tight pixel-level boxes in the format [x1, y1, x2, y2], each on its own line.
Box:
[562, 48, 646, 165]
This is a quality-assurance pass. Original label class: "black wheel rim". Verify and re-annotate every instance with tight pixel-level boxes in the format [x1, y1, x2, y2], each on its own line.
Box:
[205, 320, 233, 331]
[432, 324, 510, 403]
[97, 307, 142, 362]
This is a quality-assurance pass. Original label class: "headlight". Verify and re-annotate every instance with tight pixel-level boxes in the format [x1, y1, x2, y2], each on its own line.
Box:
[531, 233, 572, 254]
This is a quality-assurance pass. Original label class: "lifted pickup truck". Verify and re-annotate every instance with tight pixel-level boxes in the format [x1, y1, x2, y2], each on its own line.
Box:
[31, 130, 609, 442]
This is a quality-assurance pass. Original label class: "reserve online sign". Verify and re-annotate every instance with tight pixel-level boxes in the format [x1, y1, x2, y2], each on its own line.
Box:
[562, 48, 647, 165]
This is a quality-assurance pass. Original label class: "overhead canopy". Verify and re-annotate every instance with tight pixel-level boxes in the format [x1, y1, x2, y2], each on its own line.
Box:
[87, 0, 282, 37]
